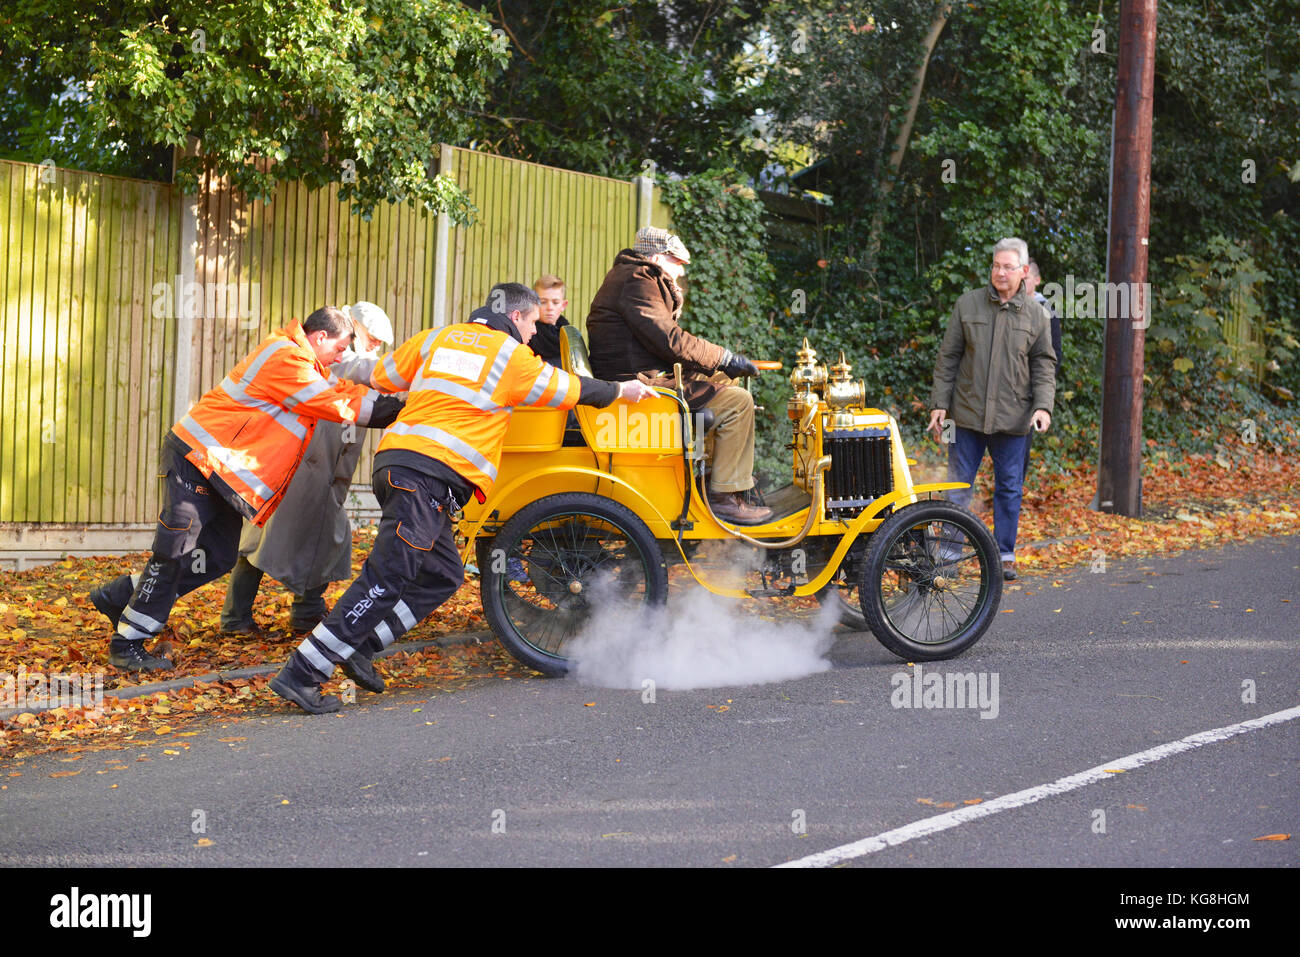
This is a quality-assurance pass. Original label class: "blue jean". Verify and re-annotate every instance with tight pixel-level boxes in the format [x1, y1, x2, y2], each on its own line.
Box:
[945, 427, 1030, 562]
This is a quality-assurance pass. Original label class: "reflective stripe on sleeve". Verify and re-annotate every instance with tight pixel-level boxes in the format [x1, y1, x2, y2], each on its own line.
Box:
[522, 364, 555, 406]
[375, 621, 396, 648]
[380, 352, 411, 390]
[282, 378, 332, 411]
[545, 368, 575, 408]
[218, 379, 309, 441]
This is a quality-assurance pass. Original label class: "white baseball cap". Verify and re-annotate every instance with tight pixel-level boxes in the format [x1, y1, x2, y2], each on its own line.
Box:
[343, 301, 394, 345]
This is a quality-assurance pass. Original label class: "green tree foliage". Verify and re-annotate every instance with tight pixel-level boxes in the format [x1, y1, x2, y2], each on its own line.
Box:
[469, 0, 771, 178]
[760, 0, 1299, 467]
[0, 0, 506, 217]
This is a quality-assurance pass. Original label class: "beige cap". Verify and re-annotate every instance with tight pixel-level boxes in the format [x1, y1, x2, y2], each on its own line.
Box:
[342, 301, 394, 345]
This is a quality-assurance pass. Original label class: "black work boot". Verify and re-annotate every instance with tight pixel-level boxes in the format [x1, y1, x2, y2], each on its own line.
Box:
[89, 575, 134, 628]
[341, 653, 386, 694]
[108, 638, 173, 672]
[270, 661, 342, 714]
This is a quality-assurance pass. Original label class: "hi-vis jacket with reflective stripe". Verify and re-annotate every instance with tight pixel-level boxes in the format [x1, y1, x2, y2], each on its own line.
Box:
[172, 320, 377, 525]
[372, 322, 581, 497]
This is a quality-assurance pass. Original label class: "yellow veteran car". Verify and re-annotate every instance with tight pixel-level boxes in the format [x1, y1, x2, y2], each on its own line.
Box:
[458, 328, 1003, 675]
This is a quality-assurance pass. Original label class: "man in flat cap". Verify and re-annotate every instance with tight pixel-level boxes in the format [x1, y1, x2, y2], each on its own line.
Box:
[586, 226, 770, 524]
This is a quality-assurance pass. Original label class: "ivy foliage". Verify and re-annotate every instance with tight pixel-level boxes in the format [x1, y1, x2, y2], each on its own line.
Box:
[658, 170, 787, 482]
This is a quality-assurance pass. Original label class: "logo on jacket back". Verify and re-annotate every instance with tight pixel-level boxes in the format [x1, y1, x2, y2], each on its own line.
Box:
[445, 329, 494, 348]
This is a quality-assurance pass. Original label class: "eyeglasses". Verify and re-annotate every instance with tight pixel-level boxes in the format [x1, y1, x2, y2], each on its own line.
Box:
[991, 263, 1024, 273]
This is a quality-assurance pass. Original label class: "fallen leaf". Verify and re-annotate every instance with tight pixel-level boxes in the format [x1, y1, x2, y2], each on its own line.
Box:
[194, 838, 214, 847]
[49, 770, 80, 778]
[1252, 833, 1290, 841]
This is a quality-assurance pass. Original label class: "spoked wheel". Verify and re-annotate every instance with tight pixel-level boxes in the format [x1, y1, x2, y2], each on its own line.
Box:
[859, 501, 1001, 661]
[479, 492, 668, 676]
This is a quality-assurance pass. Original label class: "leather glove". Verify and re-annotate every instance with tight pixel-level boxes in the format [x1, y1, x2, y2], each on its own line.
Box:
[366, 395, 405, 429]
[719, 349, 759, 378]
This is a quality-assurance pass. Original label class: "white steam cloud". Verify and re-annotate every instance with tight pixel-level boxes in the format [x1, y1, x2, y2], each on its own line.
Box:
[568, 585, 840, 691]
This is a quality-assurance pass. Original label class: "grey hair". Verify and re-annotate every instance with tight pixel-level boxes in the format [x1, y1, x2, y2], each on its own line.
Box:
[488, 282, 541, 316]
[992, 237, 1029, 267]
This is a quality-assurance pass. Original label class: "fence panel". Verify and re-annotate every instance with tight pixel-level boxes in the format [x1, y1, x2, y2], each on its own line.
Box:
[1, 148, 671, 550]
[0, 159, 179, 526]
[443, 148, 669, 334]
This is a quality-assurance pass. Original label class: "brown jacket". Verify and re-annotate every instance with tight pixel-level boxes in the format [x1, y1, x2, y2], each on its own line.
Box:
[586, 249, 728, 408]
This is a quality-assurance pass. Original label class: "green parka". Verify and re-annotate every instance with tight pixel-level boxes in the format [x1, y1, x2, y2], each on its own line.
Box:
[929, 284, 1057, 435]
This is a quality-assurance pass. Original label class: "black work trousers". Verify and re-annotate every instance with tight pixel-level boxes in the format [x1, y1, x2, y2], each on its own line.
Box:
[287, 465, 465, 682]
[109, 443, 242, 642]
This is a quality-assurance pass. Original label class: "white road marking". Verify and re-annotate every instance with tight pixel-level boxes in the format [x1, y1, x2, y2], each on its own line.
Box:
[777, 703, 1300, 868]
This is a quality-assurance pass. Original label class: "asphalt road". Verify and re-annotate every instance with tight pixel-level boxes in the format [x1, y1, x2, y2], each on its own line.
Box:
[2, 535, 1296, 875]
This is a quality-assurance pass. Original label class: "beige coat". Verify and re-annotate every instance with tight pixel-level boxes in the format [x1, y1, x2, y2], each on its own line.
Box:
[236, 353, 377, 591]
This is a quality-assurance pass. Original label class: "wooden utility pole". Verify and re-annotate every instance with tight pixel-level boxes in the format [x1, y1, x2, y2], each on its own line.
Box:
[1097, 0, 1158, 517]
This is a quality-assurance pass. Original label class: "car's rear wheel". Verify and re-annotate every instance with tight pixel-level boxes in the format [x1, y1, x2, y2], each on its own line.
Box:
[479, 493, 668, 676]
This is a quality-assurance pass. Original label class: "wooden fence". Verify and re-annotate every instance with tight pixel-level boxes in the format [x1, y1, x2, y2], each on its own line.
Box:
[0, 149, 670, 566]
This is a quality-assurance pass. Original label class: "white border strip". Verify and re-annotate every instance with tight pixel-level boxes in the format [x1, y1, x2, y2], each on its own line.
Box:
[777, 704, 1300, 868]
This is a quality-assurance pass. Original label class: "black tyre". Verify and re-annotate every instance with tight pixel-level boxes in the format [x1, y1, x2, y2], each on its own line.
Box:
[859, 501, 1001, 661]
[479, 492, 668, 676]
[814, 565, 868, 631]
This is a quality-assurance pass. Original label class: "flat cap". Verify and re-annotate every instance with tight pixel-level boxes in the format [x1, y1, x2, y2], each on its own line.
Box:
[632, 226, 690, 264]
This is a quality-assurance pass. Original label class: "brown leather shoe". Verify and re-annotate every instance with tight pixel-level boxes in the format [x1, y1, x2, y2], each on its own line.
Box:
[708, 490, 773, 525]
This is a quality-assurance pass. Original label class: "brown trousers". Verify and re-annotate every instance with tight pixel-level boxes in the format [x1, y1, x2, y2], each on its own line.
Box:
[703, 379, 757, 492]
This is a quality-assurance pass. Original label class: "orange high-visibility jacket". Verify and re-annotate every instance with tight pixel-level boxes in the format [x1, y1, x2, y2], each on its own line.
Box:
[372, 322, 581, 497]
[172, 320, 377, 525]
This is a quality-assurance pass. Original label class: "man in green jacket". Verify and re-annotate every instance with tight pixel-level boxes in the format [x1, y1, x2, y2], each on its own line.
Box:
[927, 237, 1056, 581]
